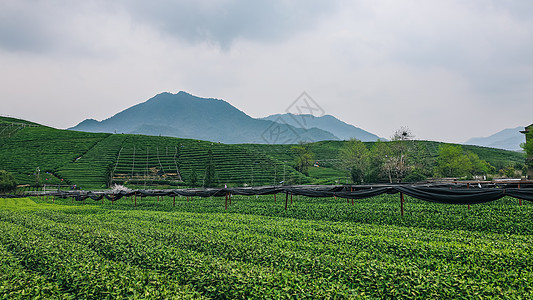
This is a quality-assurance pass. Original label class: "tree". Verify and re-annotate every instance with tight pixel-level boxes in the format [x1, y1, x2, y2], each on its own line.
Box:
[467, 151, 494, 176]
[521, 129, 533, 179]
[203, 149, 216, 187]
[434, 145, 491, 178]
[189, 166, 198, 187]
[339, 138, 369, 184]
[292, 143, 314, 176]
[388, 127, 415, 182]
[368, 140, 394, 183]
[0, 170, 17, 193]
[434, 145, 472, 178]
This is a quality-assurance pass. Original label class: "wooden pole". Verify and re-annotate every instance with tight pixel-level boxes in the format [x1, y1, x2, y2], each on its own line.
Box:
[134, 193, 137, 207]
[352, 198, 354, 206]
[400, 192, 404, 216]
[290, 192, 293, 205]
[467, 183, 471, 210]
[285, 192, 288, 210]
[518, 183, 522, 206]
[173, 195, 176, 207]
[225, 193, 228, 210]
[229, 193, 232, 205]
[274, 193, 277, 202]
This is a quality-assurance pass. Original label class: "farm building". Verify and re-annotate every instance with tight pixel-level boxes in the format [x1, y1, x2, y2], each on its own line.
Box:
[521, 124, 533, 179]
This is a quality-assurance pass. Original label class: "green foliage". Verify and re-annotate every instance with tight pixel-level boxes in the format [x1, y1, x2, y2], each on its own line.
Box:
[291, 143, 314, 176]
[0, 170, 17, 193]
[203, 149, 216, 187]
[189, 166, 198, 187]
[2, 195, 533, 298]
[0, 116, 525, 188]
[339, 138, 369, 184]
[434, 144, 492, 178]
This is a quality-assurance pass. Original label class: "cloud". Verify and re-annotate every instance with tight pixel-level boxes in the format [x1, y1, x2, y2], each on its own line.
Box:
[1, 0, 533, 143]
[0, 0, 340, 53]
[118, 0, 340, 48]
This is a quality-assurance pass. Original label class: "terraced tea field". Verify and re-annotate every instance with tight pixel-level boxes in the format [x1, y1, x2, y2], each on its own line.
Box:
[1, 194, 532, 298]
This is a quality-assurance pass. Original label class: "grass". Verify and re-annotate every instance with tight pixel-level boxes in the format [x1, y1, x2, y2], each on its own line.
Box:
[1, 194, 532, 298]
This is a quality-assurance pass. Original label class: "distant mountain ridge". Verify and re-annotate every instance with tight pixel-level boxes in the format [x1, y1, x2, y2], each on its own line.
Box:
[464, 126, 525, 151]
[261, 113, 383, 142]
[70, 91, 341, 144]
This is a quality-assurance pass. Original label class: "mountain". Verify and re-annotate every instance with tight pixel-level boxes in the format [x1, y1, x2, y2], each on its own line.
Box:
[70, 91, 339, 144]
[261, 113, 382, 142]
[464, 126, 525, 151]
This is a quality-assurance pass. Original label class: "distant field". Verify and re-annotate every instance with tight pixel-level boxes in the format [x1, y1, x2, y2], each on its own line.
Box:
[0, 116, 526, 189]
[1, 195, 532, 298]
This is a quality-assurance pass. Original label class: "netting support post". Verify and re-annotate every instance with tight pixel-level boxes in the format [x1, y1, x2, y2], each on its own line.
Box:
[285, 192, 288, 210]
[518, 183, 522, 206]
[467, 183, 471, 209]
[400, 192, 404, 216]
[173, 195, 176, 207]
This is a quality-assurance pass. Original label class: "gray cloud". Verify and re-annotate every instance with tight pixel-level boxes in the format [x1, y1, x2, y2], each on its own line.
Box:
[0, 0, 340, 53]
[119, 0, 340, 48]
[1, 0, 533, 143]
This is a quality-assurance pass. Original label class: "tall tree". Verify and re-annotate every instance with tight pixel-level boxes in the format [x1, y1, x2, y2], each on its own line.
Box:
[339, 138, 369, 184]
[189, 166, 198, 187]
[203, 149, 216, 187]
[434, 145, 472, 178]
[389, 127, 414, 182]
[292, 143, 314, 176]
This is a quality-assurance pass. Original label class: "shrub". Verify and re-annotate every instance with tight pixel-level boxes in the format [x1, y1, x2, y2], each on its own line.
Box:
[0, 170, 17, 193]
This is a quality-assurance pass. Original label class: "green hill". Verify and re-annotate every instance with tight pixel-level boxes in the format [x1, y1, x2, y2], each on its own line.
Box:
[70, 91, 339, 144]
[0, 116, 526, 189]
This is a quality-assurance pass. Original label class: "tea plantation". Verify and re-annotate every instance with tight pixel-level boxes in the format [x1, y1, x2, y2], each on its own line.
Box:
[1, 194, 532, 298]
[0, 116, 525, 189]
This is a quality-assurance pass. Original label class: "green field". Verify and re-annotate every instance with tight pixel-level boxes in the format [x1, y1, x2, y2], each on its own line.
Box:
[0, 116, 526, 189]
[1, 195, 532, 299]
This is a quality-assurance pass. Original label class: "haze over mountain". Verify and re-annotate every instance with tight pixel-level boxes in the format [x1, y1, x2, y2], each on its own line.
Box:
[464, 126, 526, 151]
[70, 92, 340, 144]
[261, 113, 383, 142]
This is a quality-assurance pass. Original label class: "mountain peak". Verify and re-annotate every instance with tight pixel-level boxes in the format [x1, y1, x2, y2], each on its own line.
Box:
[260, 113, 382, 142]
[69, 91, 339, 144]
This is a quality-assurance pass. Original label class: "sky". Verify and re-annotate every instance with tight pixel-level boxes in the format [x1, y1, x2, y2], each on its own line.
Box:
[1, 0, 532, 143]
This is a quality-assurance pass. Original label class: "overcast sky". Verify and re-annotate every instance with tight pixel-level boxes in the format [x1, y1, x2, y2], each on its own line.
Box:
[1, 0, 532, 143]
